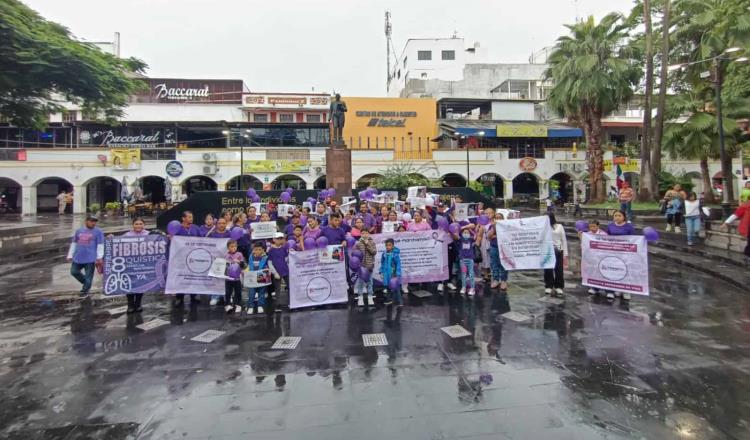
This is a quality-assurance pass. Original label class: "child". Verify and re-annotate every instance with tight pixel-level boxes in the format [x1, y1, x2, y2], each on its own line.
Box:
[267, 233, 289, 312]
[247, 243, 271, 315]
[454, 226, 478, 296]
[380, 238, 403, 307]
[292, 225, 305, 250]
[355, 228, 377, 307]
[225, 240, 246, 314]
[486, 212, 509, 290]
[584, 219, 608, 296]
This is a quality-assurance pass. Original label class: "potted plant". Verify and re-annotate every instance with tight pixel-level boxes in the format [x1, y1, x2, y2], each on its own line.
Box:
[89, 203, 101, 217]
[105, 201, 121, 217]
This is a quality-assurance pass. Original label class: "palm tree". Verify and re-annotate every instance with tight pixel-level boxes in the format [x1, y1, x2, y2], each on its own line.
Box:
[546, 14, 641, 202]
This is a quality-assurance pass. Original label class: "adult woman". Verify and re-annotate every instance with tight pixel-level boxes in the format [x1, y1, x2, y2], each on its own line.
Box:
[721, 198, 750, 258]
[407, 210, 432, 232]
[684, 192, 702, 246]
[543, 213, 568, 297]
[605, 210, 636, 301]
[663, 185, 686, 233]
[116, 217, 151, 313]
[232, 212, 250, 259]
[478, 207, 495, 281]
[199, 213, 216, 237]
[485, 211, 509, 290]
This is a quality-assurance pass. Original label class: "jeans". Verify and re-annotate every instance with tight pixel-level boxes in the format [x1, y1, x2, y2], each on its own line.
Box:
[225, 280, 243, 305]
[247, 287, 266, 307]
[460, 258, 475, 289]
[70, 262, 95, 293]
[620, 202, 633, 221]
[543, 249, 565, 289]
[488, 247, 508, 282]
[385, 280, 403, 305]
[355, 274, 374, 297]
[685, 216, 701, 244]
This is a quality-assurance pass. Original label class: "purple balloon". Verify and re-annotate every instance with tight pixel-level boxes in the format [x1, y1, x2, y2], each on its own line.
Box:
[303, 237, 316, 250]
[316, 236, 329, 248]
[477, 215, 490, 226]
[285, 187, 293, 194]
[643, 226, 659, 242]
[307, 197, 316, 203]
[346, 236, 357, 248]
[358, 267, 371, 282]
[167, 220, 181, 235]
[351, 249, 363, 259]
[388, 277, 400, 291]
[328, 187, 336, 196]
[436, 215, 449, 230]
[448, 222, 460, 234]
[252, 194, 261, 203]
[246, 188, 256, 198]
[349, 256, 361, 270]
[286, 239, 296, 250]
[358, 190, 367, 200]
[227, 263, 242, 279]
[280, 192, 291, 203]
[300, 215, 308, 225]
[575, 220, 588, 232]
[230, 227, 244, 240]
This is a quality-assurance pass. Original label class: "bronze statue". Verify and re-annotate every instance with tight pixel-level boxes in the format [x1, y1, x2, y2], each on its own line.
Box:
[329, 93, 347, 143]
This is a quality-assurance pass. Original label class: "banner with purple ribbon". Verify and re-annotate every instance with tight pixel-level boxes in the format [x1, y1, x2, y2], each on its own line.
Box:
[104, 235, 169, 296]
[372, 230, 449, 284]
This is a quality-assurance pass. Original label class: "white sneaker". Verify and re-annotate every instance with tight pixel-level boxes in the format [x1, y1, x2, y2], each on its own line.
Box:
[606, 292, 615, 300]
[447, 282, 457, 290]
[357, 296, 364, 307]
[588, 288, 597, 295]
[257, 306, 264, 314]
[224, 305, 233, 313]
[468, 288, 475, 296]
[210, 297, 219, 306]
[675, 227, 682, 233]
[460, 287, 466, 294]
[437, 283, 444, 292]
[622, 292, 632, 301]
[234, 305, 242, 314]
[246, 307, 254, 315]
[666, 224, 673, 232]
[555, 288, 564, 295]
[402, 284, 409, 293]
[544, 288, 552, 294]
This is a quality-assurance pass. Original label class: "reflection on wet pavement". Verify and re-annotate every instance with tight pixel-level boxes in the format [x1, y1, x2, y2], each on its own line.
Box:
[1, 243, 749, 440]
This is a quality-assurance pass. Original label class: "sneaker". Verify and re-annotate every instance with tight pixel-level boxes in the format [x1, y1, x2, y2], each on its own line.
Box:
[396, 304, 404, 309]
[588, 288, 597, 295]
[357, 296, 364, 307]
[173, 297, 184, 307]
[460, 287, 466, 294]
[225, 305, 233, 313]
[257, 306, 264, 314]
[622, 292, 631, 301]
[544, 288, 552, 295]
[384, 296, 393, 305]
[490, 281, 499, 288]
[402, 284, 409, 294]
[675, 227, 682, 233]
[468, 288, 475, 296]
[78, 291, 90, 298]
[606, 292, 615, 300]
[615, 291, 622, 298]
[666, 224, 673, 232]
[555, 288, 564, 296]
[210, 297, 219, 306]
[447, 282, 457, 290]
[234, 305, 242, 314]
[688, 242, 694, 246]
[499, 281, 508, 290]
[437, 283, 444, 292]
[246, 307, 254, 315]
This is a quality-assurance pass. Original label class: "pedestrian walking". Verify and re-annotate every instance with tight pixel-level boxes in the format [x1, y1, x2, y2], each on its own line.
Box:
[543, 213, 568, 297]
[67, 215, 104, 297]
[721, 198, 750, 258]
[684, 192, 702, 246]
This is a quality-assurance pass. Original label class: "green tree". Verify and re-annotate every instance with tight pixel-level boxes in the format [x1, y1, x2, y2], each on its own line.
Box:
[0, 0, 147, 129]
[546, 14, 641, 202]
[372, 163, 441, 191]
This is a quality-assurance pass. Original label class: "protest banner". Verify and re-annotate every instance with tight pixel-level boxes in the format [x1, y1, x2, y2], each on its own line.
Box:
[289, 249, 348, 309]
[454, 203, 478, 221]
[104, 235, 169, 296]
[277, 204, 293, 218]
[250, 221, 277, 239]
[372, 230, 449, 283]
[318, 244, 345, 264]
[407, 186, 427, 198]
[244, 269, 272, 288]
[494, 216, 556, 270]
[165, 236, 229, 295]
[208, 257, 228, 279]
[581, 233, 650, 295]
[381, 221, 398, 233]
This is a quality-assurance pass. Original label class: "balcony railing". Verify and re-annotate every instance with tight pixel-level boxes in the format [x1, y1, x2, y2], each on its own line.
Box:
[347, 136, 434, 160]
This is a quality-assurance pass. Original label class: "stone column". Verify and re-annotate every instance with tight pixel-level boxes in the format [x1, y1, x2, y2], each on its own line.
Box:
[503, 179, 514, 207]
[22, 185, 36, 216]
[72, 185, 85, 214]
[325, 145, 352, 202]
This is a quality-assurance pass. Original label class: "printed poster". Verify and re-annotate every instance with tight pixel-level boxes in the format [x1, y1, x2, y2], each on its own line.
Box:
[243, 268, 272, 288]
[251, 202, 268, 214]
[318, 244, 344, 264]
[372, 230, 449, 284]
[277, 204, 293, 218]
[289, 249, 348, 309]
[110, 149, 141, 171]
[208, 257, 228, 279]
[454, 203, 478, 221]
[104, 235, 169, 296]
[250, 221, 277, 239]
[581, 233, 650, 296]
[381, 221, 398, 233]
[302, 201, 314, 211]
[165, 236, 229, 296]
[494, 216, 556, 270]
[407, 186, 427, 198]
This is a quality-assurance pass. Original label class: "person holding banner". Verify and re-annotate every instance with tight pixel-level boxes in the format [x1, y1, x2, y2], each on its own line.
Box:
[604, 210, 635, 301]
[485, 212, 509, 290]
[207, 217, 231, 238]
[268, 233, 289, 312]
[119, 217, 150, 313]
[303, 216, 323, 241]
[67, 215, 104, 297]
[171, 211, 202, 307]
[246, 243, 274, 315]
[478, 207, 495, 282]
[354, 228, 377, 307]
[543, 213, 568, 297]
[321, 213, 347, 247]
[199, 213, 216, 237]
[232, 213, 251, 259]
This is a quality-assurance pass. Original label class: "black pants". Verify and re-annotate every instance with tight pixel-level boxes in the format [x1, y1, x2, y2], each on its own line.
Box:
[667, 213, 683, 226]
[175, 294, 198, 303]
[447, 243, 458, 283]
[126, 294, 142, 309]
[225, 280, 243, 305]
[544, 249, 565, 289]
[273, 275, 289, 307]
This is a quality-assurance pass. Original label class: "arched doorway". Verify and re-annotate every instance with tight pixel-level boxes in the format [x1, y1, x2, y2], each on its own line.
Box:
[476, 173, 504, 199]
[138, 176, 166, 203]
[181, 175, 217, 196]
[0, 177, 22, 214]
[512, 173, 539, 205]
[271, 174, 306, 190]
[226, 175, 263, 191]
[356, 174, 382, 189]
[313, 175, 327, 190]
[85, 177, 122, 209]
[35, 177, 73, 213]
[441, 173, 466, 188]
[549, 172, 573, 203]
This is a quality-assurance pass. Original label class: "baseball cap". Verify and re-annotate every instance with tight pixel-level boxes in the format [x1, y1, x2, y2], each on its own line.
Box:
[86, 215, 99, 221]
[273, 232, 285, 239]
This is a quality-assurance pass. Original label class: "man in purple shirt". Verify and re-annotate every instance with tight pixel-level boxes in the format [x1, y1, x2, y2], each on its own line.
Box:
[171, 210, 201, 307]
[356, 203, 376, 232]
[321, 213, 347, 247]
[67, 215, 104, 297]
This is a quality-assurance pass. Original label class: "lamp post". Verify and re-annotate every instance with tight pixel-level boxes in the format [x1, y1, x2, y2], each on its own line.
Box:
[241, 129, 252, 184]
[465, 131, 485, 187]
[668, 47, 747, 218]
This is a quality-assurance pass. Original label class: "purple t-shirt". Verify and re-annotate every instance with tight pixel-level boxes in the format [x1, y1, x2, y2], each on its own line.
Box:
[321, 225, 346, 245]
[267, 246, 289, 277]
[208, 229, 232, 238]
[458, 236, 476, 260]
[606, 222, 635, 236]
[356, 212, 376, 229]
[174, 224, 201, 237]
[123, 230, 150, 237]
[71, 226, 104, 264]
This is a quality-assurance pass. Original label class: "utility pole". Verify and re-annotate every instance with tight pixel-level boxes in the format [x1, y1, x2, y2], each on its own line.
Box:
[385, 11, 393, 91]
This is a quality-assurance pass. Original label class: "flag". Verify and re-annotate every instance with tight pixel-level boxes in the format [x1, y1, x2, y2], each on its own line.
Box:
[616, 164, 624, 190]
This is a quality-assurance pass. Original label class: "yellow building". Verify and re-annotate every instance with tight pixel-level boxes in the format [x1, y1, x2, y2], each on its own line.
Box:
[342, 97, 437, 159]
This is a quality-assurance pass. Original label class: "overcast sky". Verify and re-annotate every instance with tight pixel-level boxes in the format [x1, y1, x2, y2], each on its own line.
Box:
[25, 0, 634, 96]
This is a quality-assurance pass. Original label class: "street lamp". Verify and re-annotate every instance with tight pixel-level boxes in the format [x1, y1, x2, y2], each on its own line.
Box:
[241, 129, 252, 183]
[668, 47, 747, 217]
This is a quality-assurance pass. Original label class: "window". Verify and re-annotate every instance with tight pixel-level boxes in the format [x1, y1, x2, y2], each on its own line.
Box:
[610, 134, 626, 147]
[253, 113, 268, 122]
[441, 50, 455, 60]
[279, 114, 294, 123]
[421, 73, 428, 79]
[62, 111, 77, 122]
[417, 50, 432, 60]
[141, 149, 176, 160]
[306, 114, 321, 123]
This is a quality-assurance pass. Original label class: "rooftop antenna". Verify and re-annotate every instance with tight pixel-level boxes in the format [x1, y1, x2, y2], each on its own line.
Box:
[385, 11, 393, 90]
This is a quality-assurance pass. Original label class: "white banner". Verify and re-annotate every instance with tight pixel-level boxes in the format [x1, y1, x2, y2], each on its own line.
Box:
[581, 233, 650, 296]
[165, 236, 229, 295]
[372, 230, 449, 283]
[250, 221, 277, 239]
[454, 203, 478, 221]
[495, 216, 556, 270]
[289, 249, 348, 309]
[243, 269, 272, 288]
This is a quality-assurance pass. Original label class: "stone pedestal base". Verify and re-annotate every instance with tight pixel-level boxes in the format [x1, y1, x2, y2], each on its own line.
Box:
[325, 147, 352, 203]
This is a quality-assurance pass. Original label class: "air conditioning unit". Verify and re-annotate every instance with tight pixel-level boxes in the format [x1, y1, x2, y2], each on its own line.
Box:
[315, 166, 323, 174]
[202, 153, 218, 162]
[203, 164, 217, 175]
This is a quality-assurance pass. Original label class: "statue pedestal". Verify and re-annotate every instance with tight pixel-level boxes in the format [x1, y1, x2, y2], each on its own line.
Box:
[325, 145, 352, 203]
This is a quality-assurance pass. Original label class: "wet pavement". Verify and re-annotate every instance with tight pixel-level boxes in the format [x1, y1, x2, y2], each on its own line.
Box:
[1, 241, 750, 439]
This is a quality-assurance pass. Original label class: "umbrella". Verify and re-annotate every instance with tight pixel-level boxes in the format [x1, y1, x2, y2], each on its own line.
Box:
[164, 178, 172, 202]
[120, 176, 130, 202]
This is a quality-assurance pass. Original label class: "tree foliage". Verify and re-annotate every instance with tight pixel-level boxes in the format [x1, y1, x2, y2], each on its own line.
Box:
[0, 0, 147, 129]
[372, 163, 441, 191]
